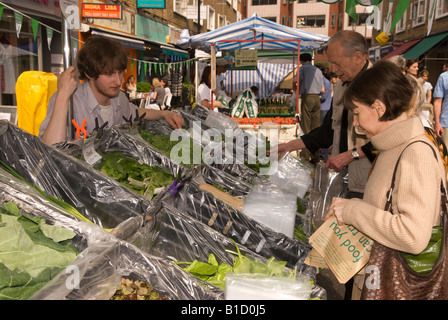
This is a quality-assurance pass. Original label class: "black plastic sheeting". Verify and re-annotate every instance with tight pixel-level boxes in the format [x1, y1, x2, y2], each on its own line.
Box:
[112, 200, 327, 300]
[0, 167, 222, 300]
[0, 122, 151, 229]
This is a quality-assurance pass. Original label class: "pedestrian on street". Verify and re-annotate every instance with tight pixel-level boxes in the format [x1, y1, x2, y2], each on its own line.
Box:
[418, 69, 433, 104]
[325, 60, 446, 300]
[434, 66, 448, 147]
[405, 59, 419, 77]
[39, 37, 183, 145]
[298, 53, 324, 163]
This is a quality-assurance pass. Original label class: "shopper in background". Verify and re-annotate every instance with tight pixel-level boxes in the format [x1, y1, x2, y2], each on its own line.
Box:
[125, 75, 137, 100]
[325, 60, 446, 299]
[39, 37, 183, 145]
[298, 52, 324, 163]
[434, 64, 448, 147]
[405, 59, 419, 77]
[197, 65, 222, 112]
[216, 59, 230, 97]
[161, 75, 171, 96]
[387, 55, 406, 74]
[150, 77, 165, 109]
[418, 70, 433, 104]
[407, 73, 434, 129]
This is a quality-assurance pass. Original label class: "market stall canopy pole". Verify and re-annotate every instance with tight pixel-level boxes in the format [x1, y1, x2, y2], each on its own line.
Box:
[61, 17, 75, 140]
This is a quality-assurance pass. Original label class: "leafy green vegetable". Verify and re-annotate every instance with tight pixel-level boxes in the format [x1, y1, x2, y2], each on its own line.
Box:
[0, 202, 78, 300]
[297, 197, 305, 214]
[139, 129, 202, 167]
[174, 240, 294, 290]
[98, 151, 174, 200]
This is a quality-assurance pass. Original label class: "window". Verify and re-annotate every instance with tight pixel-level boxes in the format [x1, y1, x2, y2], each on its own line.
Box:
[218, 14, 227, 27]
[233, 0, 238, 10]
[252, 0, 277, 5]
[395, 9, 407, 33]
[281, 16, 287, 26]
[264, 16, 277, 22]
[0, 9, 39, 106]
[331, 13, 336, 27]
[173, 0, 187, 16]
[296, 15, 325, 28]
[207, 6, 215, 30]
[348, 13, 370, 26]
[410, 0, 426, 26]
[192, 0, 204, 26]
[436, 0, 448, 18]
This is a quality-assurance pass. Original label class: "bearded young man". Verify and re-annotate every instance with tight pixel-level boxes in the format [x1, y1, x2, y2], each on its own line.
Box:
[39, 37, 183, 145]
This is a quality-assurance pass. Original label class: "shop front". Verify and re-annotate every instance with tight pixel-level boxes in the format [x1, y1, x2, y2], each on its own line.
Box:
[0, 0, 63, 109]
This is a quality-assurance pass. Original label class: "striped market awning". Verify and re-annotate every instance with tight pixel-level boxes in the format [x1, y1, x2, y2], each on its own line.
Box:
[222, 62, 295, 98]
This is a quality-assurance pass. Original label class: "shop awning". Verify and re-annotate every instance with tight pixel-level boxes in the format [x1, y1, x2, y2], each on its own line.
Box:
[403, 32, 448, 59]
[381, 38, 422, 60]
[91, 29, 145, 51]
[161, 45, 188, 59]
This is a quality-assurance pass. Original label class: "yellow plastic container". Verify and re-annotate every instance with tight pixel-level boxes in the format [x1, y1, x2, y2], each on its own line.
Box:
[16, 71, 57, 136]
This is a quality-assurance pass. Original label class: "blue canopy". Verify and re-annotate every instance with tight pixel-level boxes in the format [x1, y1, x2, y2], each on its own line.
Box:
[177, 13, 329, 53]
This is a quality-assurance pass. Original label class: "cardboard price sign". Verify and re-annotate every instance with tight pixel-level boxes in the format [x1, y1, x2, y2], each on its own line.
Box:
[306, 216, 373, 284]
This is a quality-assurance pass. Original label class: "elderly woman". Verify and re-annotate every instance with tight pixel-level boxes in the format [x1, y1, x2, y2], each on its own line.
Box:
[324, 60, 446, 299]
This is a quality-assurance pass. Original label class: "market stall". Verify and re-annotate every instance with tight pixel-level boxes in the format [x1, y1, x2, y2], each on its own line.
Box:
[177, 14, 328, 148]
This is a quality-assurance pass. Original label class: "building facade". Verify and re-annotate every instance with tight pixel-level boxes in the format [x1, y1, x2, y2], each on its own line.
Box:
[372, 0, 448, 86]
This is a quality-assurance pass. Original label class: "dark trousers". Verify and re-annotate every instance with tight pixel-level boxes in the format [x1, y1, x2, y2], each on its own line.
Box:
[300, 94, 321, 163]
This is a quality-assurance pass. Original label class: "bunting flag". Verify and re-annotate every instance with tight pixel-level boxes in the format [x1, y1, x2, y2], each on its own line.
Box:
[345, 0, 358, 22]
[31, 18, 39, 41]
[427, 0, 436, 36]
[14, 11, 22, 39]
[389, 0, 409, 34]
[0, 4, 4, 23]
[383, 0, 394, 34]
[46, 27, 53, 51]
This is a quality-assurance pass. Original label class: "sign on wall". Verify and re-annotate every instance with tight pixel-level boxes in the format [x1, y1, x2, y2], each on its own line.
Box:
[137, 0, 166, 9]
[81, 3, 122, 19]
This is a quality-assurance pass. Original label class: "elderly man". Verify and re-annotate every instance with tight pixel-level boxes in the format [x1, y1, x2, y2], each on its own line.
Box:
[271, 30, 375, 199]
[269, 29, 376, 301]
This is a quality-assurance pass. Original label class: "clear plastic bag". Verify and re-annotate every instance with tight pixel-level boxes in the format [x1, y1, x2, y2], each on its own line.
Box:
[268, 153, 314, 199]
[225, 273, 313, 300]
[242, 183, 297, 239]
[310, 162, 348, 229]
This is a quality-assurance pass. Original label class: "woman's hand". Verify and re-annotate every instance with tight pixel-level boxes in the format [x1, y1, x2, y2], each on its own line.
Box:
[324, 197, 349, 225]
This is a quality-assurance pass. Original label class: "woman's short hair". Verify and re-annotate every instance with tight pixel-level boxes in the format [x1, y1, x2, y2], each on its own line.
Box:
[343, 60, 415, 121]
[152, 77, 161, 87]
[77, 37, 128, 81]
